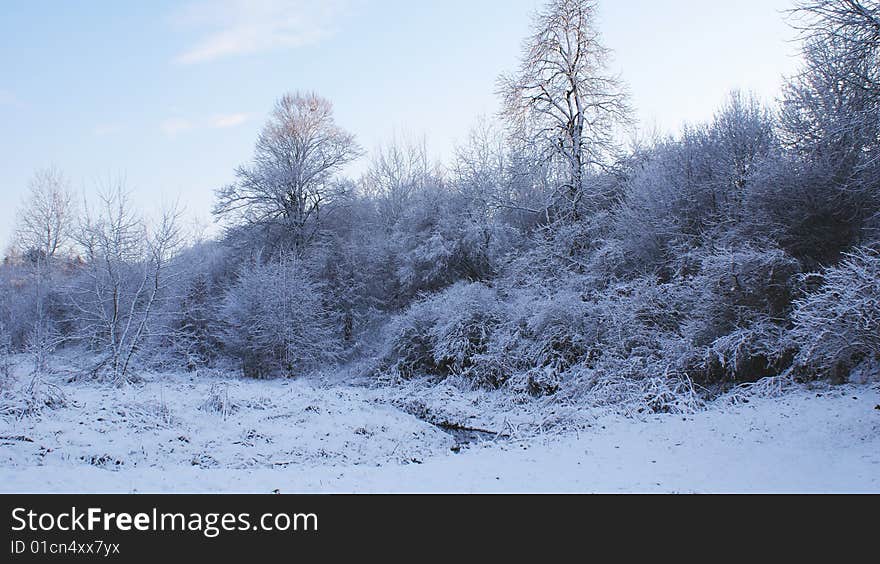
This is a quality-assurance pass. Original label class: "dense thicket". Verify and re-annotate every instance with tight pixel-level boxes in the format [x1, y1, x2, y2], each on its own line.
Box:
[2, 0, 878, 402]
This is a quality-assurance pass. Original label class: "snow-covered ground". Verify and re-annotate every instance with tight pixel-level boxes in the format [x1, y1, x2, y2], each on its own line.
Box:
[0, 365, 877, 493]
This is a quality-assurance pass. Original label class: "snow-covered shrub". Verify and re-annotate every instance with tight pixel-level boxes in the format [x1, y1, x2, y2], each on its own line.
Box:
[791, 247, 880, 381]
[535, 277, 706, 408]
[146, 241, 232, 372]
[722, 373, 799, 405]
[61, 189, 183, 383]
[684, 245, 801, 383]
[501, 287, 603, 395]
[479, 276, 698, 399]
[312, 233, 387, 346]
[122, 399, 176, 430]
[468, 275, 620, 396]
[391, 189, 500, 304]
[700, 317, 795, 383]
[599, 277, 694, 353]
[398, 221, 495, 296]
[542, 361, 704, 417]
[698, 246, 800, 330]
[220, 257, 340, 378]
[377, 282, 504, 387]
[753, 164, 873, 268]
[377, 299, 437, 380]
[24, 321, 59, 375]
[638, 372, 704, 414]
[0, 374, 67, 419]
[0, 263, 45, 353]
[0, 322, 67, 413]
[429, 284, 503, 383]
[199, 383, 237, 420]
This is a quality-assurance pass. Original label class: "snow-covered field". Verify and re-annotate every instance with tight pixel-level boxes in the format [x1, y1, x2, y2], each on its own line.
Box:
[1, 364, 878, 493]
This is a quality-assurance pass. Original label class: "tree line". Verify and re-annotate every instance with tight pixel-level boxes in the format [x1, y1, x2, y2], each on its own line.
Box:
[1, 0, 878, 407]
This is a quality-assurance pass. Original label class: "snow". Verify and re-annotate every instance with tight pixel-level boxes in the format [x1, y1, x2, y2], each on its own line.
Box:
[1, 367, 877, 493]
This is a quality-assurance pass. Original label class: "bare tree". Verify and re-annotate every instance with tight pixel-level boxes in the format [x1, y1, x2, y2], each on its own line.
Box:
[783, 0, 880, 167]
[363, 134, 432, 226]
[12, 168, 77, 373]
[15, 167, 75, 261]
[778, 0, 880, 257]
[454, 118, 508, 212]
[214, 92, 362, 253]
[499, 0, 630, 219]
[454, 117, 556, 228]
[790, 0, 880, 94]
[68, 185, 183, 383]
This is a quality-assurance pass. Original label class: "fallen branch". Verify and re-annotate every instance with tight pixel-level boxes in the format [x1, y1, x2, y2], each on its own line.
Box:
[0, 435, 34, 442]
[434, 420, 509, 440]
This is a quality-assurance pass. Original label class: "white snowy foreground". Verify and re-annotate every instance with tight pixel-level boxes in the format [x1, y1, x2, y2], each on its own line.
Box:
[0, 370, 877, 493]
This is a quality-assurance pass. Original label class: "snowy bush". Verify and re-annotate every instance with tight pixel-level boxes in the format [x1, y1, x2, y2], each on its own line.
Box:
[638, 372, 704, 414]
[122, 399, 177, 430]
[501, 287, 603, 395]
[792, 247, 880, 381]
[520, 277, 706, 410]
[220, 257, 340, 378]
[533, 361, 704, 417]
[682, 245, 801, 383]
[697, 246, 800, 331]
[0, 374, 67, 419]
[743, 159, 867, 268]
[469, 277, 698, 399]
[376, 298, 436, 380]
[377, 282, 504, 387]
[199, 383, 238, 420]
[429, 284, 503, 382]
[700, 318, 795, 383]
[395, 208, 496, 299]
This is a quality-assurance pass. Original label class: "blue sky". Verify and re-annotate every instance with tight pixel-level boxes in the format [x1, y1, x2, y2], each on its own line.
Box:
[0, 0, 800, 249]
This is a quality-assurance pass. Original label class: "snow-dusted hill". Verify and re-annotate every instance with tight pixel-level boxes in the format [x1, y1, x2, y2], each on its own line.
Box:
[1, 367, 877, 493]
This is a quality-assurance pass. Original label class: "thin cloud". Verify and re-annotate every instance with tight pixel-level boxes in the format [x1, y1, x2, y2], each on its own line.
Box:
[210, 113, 249, 128]
[172, 0, 350, 65]
[161, 118, 195, 136]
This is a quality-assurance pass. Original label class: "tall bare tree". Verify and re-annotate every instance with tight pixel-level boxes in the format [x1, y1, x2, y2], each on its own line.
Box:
[499, 0, 630, 219]
[214, 92, 362, 253]
[13, 168, 77, 372]
[15, 167, 75, 261]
